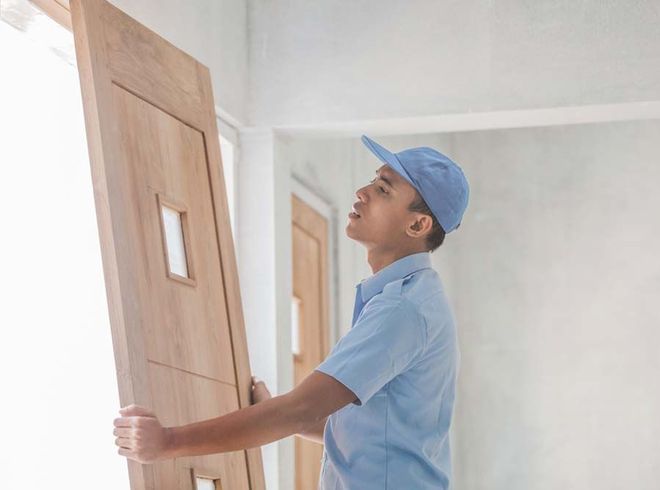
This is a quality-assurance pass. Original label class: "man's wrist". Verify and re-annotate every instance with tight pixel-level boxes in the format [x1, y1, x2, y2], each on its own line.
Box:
[163, 425, 182, 459]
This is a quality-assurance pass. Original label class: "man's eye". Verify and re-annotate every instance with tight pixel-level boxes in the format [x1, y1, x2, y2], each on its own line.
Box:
[369, 178, 388, 194]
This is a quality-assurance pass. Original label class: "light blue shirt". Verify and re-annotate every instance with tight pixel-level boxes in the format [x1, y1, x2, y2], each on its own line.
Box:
[315, 251, 460, 490]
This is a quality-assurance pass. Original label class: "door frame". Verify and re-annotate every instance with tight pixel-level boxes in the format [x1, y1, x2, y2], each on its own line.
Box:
[290, 174, 339, 348]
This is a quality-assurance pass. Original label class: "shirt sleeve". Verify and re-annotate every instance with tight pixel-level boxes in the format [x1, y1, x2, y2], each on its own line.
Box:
[314, 295, 428, 406]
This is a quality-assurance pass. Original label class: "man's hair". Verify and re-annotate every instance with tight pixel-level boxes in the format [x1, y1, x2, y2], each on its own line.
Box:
[407, 192, 448, 253]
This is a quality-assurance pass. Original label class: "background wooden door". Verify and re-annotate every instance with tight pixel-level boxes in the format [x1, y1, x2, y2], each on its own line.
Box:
[291, 193, 331, 490]
[68, 0, 264, 488]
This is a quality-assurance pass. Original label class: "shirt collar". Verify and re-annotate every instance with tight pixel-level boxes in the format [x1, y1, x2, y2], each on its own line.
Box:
[358, 251, 432, 304]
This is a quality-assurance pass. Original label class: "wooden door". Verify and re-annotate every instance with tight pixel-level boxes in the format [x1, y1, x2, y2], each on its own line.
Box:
[67, 0, 265, 488]
[291, 194, 331, 490]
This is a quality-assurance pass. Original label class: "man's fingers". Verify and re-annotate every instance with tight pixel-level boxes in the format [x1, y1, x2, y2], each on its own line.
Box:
[114, 417, 131, 427]
[118, 446, 133, 458]
[115, 436, 132, 449]
[114, 427, 132, 437]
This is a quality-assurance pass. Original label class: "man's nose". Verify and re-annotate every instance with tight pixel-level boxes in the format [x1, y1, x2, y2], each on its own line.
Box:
[355, 185, 369, 200]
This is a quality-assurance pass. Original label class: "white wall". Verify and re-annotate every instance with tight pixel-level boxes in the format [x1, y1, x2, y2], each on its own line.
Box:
[445, 119, 660, 489]
[237, 130, 296, 490]
[247, 0, 660, 127]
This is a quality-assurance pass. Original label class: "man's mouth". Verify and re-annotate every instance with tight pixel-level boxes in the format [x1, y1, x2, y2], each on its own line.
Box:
[349, 205, 361, 219]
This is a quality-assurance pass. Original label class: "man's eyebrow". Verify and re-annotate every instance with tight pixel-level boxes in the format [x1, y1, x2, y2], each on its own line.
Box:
[375, 169, 396, 189]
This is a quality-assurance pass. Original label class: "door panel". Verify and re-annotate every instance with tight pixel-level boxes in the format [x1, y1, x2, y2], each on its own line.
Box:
[113, 84, 237, 386]
[68, 0, 264, 488]
[148, 362, 248, 490]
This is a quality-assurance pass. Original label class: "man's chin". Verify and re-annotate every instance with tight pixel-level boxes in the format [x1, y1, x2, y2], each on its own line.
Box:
[345, 225, 362, 242]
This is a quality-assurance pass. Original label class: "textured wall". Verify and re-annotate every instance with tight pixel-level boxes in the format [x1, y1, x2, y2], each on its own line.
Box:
[443, 119, 660, 489]
[248, 0, 660, 126]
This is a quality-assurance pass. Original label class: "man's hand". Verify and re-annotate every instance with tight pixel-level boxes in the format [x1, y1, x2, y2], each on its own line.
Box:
[251, 376, 272, 404]
[113, 404, 173, 464]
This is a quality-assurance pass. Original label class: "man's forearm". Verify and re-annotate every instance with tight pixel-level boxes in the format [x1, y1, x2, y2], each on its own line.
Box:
[296, 416, 327, 444]
[165, 393, 311, 458]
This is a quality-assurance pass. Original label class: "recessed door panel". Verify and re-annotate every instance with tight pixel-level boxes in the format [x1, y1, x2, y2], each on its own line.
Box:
[112, 85, 236, 385]
[148, 362, 249, 490]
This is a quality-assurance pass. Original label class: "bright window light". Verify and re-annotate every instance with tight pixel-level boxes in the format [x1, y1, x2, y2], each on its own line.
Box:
[0, 2, 129, 487]
[219, 134, 236, 244]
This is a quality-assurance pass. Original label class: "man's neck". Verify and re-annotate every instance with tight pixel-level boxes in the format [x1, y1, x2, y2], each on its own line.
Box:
[367, 247, 427, 275]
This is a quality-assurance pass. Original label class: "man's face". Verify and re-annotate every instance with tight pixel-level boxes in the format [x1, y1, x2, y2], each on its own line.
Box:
[346, 164, 420, 250]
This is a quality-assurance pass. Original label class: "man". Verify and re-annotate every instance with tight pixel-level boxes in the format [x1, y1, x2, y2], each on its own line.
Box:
[113, 134, 470, 490]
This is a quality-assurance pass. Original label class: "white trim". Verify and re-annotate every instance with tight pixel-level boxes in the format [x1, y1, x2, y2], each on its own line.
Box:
[215, 105, 253, 147]
[290, 174, 340, 349]
[272, 100, 660, 138]
[213, 108, 243, 254]
[291, 175, 334, 220]
[216, 116, 238, 145]
[215, 105, 244, 129]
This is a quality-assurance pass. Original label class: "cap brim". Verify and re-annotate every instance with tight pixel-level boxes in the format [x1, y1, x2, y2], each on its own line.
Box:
[360, 135, 416, 188]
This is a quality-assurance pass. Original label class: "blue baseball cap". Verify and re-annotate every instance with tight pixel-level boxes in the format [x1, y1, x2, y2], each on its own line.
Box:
[361, 135, 469, 233]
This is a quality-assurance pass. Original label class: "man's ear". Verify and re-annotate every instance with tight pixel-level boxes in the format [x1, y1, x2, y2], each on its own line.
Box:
[408, 214, 432, 236]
